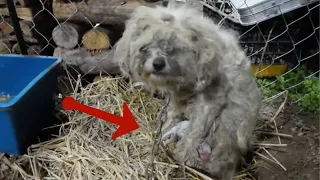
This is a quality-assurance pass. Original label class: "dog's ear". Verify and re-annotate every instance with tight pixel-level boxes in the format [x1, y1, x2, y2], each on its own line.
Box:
[195, 44, 221, 92]
[166, 0, 177, 9]
[182, 19, 223, 91]
[114, 30, 132, 79]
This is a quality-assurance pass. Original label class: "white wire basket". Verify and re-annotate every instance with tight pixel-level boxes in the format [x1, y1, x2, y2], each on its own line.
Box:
[200, 0, 319, 26]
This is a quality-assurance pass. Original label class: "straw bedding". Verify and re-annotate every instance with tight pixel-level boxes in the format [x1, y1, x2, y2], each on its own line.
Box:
[0, 76, 288, 180]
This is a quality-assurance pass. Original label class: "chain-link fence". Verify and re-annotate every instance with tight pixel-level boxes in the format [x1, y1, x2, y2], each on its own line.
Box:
[0, 0, 319, 108]
[202, 0, 319, 113]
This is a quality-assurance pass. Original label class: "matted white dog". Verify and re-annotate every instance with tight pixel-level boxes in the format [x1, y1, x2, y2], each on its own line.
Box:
[114, 2, 262, 179]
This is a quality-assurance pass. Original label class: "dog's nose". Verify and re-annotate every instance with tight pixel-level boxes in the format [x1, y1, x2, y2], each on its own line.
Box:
[152, 57, 166, 71]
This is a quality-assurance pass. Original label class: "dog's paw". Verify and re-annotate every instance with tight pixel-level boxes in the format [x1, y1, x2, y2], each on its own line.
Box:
[161, 120, 189, 146]
[161, 125, 179, 146]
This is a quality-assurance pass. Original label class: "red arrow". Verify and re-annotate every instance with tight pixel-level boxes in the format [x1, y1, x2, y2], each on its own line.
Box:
[62, 96, 139, 139]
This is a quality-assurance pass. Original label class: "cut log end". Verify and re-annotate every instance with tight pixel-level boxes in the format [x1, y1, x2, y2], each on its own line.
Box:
[82, 27, 112, 50]
[12, 43, 41, 55]
[0, 21, 14, 34]
[0, 41, 11, 54]
[52, 23, 80, 49]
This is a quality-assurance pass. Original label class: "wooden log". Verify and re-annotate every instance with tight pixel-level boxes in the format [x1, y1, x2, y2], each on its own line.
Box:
[144, 0, 161, 2]
[0, 7, 32, 21]
[52, 22, 86, 49]
[0, 18, 14, 34]
[0, 41, 11, 54]
[27, 45, 41, 55]
[53, 47, 121, 75]
[16, 0, 25, 6]
[0, 19, 32, 37]
[52, 0, 161, 25]
[0, 0, 19, 5]
[0, 1, 160, 23]
[82, 27, 116, 50]
[0, 34, 38, 43]
[0, 19, 33, 42]
[0, 22, 13, 34]
[19, 20, 32, 36]
[12, 43, 41, 55]
[11, 43, 21, 54]
[55, 0, 87, 3]
[0, 30, 38, 43]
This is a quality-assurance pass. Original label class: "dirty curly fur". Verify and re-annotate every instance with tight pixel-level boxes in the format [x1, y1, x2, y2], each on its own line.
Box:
[114, 2, 262, 180]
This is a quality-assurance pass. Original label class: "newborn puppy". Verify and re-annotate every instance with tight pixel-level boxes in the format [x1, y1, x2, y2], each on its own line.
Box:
[114, 3, 262, 180]
[162, 120, 212, 162]
[161, 120, 188, 146]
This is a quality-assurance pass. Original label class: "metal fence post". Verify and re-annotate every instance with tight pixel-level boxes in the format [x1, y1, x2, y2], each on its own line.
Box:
[5, 0, 28, 55]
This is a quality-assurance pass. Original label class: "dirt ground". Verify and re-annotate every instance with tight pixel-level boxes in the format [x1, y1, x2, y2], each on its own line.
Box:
[253, 103, 319, 180]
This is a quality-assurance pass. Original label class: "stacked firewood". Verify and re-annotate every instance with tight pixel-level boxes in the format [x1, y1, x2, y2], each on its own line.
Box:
[51, 0, 162, 75]
[52, 21, 122, 75]
[0, 0, 40, 55]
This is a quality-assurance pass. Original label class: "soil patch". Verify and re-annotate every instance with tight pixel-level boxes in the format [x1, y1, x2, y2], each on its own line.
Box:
[254, 103, 319, 180]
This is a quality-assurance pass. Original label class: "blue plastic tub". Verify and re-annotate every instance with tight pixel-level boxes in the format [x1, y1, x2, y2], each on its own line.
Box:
[0, 54, 61, 155]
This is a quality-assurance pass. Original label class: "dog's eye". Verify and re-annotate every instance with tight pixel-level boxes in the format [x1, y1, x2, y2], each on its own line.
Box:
[139, 44, 149, 52]
[165, 47, 175, 55]
[165, 47, 172, 52]
[193, 50, 199, 58]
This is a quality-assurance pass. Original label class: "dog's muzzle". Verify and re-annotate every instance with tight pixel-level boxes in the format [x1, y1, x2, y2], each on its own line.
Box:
[152, 57, 166, 73]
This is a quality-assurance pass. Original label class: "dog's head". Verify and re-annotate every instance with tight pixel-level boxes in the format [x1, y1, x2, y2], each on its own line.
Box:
[131, 27, 202, 91]
[114, 5, 231, 93]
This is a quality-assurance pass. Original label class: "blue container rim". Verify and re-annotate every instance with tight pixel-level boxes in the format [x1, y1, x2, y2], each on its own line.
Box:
[0, 54, 62, 109]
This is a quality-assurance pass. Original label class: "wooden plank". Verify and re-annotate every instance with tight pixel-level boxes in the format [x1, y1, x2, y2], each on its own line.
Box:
[52, 0, 161, 25]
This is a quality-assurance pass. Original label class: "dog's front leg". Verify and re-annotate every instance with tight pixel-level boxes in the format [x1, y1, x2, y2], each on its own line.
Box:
[160, 98, 187, 142]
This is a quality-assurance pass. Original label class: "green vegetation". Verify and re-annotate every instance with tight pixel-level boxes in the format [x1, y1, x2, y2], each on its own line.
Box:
[255, 65, 320, 114]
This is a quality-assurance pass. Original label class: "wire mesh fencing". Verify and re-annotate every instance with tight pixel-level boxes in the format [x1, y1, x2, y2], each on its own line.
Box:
[1, 0, 319, 112]
[0, 0, 40, 55]
[202, 0, 319, 112]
